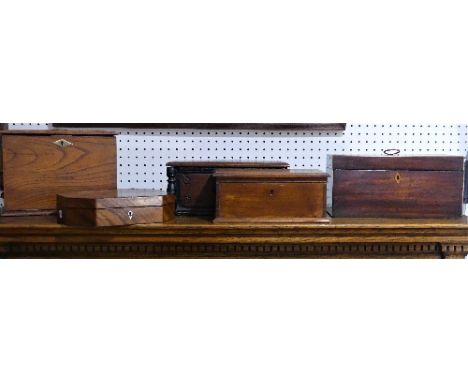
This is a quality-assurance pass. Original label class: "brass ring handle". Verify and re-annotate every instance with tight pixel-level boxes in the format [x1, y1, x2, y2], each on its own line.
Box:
[383, 149, 400, 156]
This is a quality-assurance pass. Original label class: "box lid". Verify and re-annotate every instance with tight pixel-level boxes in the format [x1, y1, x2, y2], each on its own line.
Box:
[57, 190, 175, 209]
[0, 129, 115, 136]
[330, 155, 464, 171]
[166, 161, 289, 168]
[214, 169, 328, 181]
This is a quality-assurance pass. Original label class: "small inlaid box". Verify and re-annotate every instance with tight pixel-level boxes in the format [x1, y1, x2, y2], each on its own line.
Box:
[57, 189, 175, 227]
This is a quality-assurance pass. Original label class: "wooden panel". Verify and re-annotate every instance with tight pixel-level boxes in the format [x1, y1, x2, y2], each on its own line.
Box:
[333, 169, 464, 218]
[57, 190, 174, 209]
[0, 129, 115, 136]
[464, 160, 468, 203]
[331, 155, 464, 171]
[167, 161, 289, 168]
[214, 169, 327, 180]
[177, 173, 214, 211]
[58, 205, 174, 227]
[53, 123, 347, 130]
[3, 135, 116, 211]
[215, 182, 327, 223]
[1, 215, 468, 258]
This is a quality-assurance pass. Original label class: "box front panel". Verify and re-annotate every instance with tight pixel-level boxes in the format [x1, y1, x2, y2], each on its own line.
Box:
[333, 169, 463, 218]
[3, 135, 116, 210]
[176, 172, 214, 214]
[217, 181, 326, 221]
[95, 206, 173, 226]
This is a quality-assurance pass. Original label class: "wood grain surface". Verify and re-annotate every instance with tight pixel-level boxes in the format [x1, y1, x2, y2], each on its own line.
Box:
[1, 215, 468, 258]
[333, 169, 464, 218]
[166, 161, 289, 168]
[330, 155, 464, 218]
[57, 190, 175, 209]
[58, 205, 175, 227]
[2, 134, 116, 211]
[0, 129, 115, 136]
[53, 123, 347, 130]
[215, 182, 328, 223]
[330, 155, 464, 171]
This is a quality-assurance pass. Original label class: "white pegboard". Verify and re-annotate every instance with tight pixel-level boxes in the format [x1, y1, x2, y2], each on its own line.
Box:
[7, 123, 49, 130]
[115, 124, 468, 190]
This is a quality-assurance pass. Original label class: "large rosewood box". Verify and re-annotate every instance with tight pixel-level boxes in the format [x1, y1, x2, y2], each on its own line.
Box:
[329, 155, 465, 218]
[57, 189, 175, 227]
[166, 161, 289, 216]
[213, 169, 329, 223]
[0, 129, 117, 215]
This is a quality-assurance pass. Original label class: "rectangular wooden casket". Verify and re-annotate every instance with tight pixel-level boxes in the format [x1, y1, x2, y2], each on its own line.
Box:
[213, 169, 329, 223]
[0, 129, 117, 216]
[57, 189, 175, 227]
[329, 155, 465, 218]
[166, 161, 289, 216]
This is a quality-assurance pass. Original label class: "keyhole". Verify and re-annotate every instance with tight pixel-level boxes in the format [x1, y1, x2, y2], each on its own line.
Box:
[269, 189, 275, 197]
[395, 173, 401, 184]
[128, 210, 134, 220]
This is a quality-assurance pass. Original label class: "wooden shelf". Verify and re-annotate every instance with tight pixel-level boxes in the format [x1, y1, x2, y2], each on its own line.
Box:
[1, 215, 467, 258]
[52, 123, 346, 130]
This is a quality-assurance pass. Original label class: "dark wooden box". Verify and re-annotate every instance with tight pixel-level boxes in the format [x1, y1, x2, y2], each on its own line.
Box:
[329, 155, 465, 218]
[166, 161, 289, 216]
[0, 129, 117, 216]
[213, 169, 329, 223]
[57, 189, 175, 227]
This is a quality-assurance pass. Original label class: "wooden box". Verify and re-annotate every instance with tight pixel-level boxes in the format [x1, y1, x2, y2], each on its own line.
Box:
[57, 189, 175, 227]
[0, 129, 117, 216]
[213, 169, 329, 223]
[166, 161, 289, 216]
[329, 155, 465, 218]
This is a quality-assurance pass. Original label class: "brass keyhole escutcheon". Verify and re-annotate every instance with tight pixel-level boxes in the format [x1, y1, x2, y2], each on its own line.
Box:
[128, 210, 134, 220]
[53, 139, 73, 148]
[395, 172, 401, 184]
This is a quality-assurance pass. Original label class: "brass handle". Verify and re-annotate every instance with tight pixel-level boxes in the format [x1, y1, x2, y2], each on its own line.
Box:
[383, 149, 400, 156]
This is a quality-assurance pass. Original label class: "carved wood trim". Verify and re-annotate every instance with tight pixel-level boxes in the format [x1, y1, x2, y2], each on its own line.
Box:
[2, 242, 444, 259]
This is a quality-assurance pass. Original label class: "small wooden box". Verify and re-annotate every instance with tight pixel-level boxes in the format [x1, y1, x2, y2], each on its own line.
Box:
[166, 161, 289, 216]
[213, 169, 329, 223]
[0, 129, 117, 216]
[329, 155, 465, 218]
[57, 189, 175, 227]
